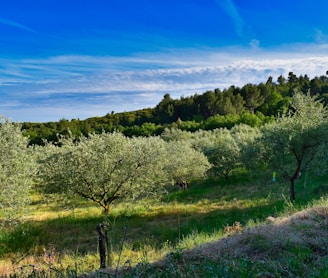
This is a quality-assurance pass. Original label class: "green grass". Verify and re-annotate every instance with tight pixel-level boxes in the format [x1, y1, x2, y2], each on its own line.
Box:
[1, 170, 328, 277]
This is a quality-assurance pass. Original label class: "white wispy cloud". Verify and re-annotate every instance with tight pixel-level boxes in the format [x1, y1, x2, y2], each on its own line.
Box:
[0, 16, 39, 35]
[1, 45, 328, 122]
[214, 0, 245, 38]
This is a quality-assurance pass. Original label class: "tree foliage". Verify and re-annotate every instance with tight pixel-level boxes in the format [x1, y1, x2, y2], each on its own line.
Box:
[21, 73, 328, 144]
[0, 117, 36, 223]
[39, 132, 210, 213]
[207, 129, 240, 180]
[230, 124, 262, 171]
[259, 92, 328, 201]
[164, 138, 211, 184]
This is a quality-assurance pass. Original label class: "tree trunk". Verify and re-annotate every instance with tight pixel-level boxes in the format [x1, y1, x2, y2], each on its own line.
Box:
[289, 178, 296, 202]
[104, 204, 110, 214]
[97, 223, 107, 269]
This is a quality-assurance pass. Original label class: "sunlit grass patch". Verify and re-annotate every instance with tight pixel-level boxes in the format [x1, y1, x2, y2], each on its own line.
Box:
[1, 173, 328, 277]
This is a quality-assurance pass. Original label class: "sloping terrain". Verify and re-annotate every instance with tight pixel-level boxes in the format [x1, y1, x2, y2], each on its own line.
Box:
[91, 205, 328, 277]
[184, 206, 328, 262]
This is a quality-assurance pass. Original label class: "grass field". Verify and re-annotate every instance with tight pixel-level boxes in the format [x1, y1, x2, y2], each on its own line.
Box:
[1, 170, 328, 277]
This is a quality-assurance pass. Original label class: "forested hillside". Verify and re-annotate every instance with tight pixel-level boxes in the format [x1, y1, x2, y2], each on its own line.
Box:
[22, 72, 328, 144]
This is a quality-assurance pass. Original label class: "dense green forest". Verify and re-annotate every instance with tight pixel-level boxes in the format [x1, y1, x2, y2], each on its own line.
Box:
[22, 72, 328, 144]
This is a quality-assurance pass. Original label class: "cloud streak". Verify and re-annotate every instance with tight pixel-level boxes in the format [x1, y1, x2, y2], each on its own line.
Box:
[0, 16, 39, 35]
[215, 0, 245, 38]
[1, 45, 328, 122]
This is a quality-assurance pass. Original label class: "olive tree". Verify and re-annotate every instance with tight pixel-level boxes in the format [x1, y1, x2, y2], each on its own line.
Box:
[165, 139, 211, 184]
[259, 92, 328, 201]
[160, 128, 212, 182]
[39, 132, 210, 213]
[0, 117, 37, 223]
[160, 127, 193, 142]
[164, 128, 242, 180]
[231, 123, 262, 172]
[197, 128, 240, 180]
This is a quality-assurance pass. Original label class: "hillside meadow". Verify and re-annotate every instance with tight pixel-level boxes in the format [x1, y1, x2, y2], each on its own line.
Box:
[1, 170, 328, 277]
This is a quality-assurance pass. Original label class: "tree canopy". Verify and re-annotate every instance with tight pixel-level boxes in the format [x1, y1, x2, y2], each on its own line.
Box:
[39, 132, 211, 213]
[22, 72, 328, 144]
[0, 117, 37, 224]
[259, 92, 328, 201]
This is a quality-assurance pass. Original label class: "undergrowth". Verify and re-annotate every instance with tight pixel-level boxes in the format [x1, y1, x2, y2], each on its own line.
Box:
[1, 171, 328, 277]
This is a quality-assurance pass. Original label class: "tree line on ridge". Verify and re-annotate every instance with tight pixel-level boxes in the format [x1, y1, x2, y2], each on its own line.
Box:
[21, 72, 328, 145]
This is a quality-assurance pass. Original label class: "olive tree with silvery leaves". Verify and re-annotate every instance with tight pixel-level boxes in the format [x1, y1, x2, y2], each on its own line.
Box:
[165, 139, 211, 185]
[40, 132, 210, 214]
[259, 92, 328, 201]
[0, 116, 37, 224]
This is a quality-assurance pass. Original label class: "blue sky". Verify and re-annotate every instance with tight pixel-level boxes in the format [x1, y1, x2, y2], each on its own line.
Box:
[1, 0, 328, 122]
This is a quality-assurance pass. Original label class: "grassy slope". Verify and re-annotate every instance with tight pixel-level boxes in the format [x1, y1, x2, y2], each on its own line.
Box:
[130, 202, 328, 278]
[1, 170, 328, 277]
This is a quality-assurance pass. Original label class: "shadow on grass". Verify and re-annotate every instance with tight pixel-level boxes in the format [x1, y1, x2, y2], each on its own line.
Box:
[1, 172, 326, 260]
[0, 200, 285, 258]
